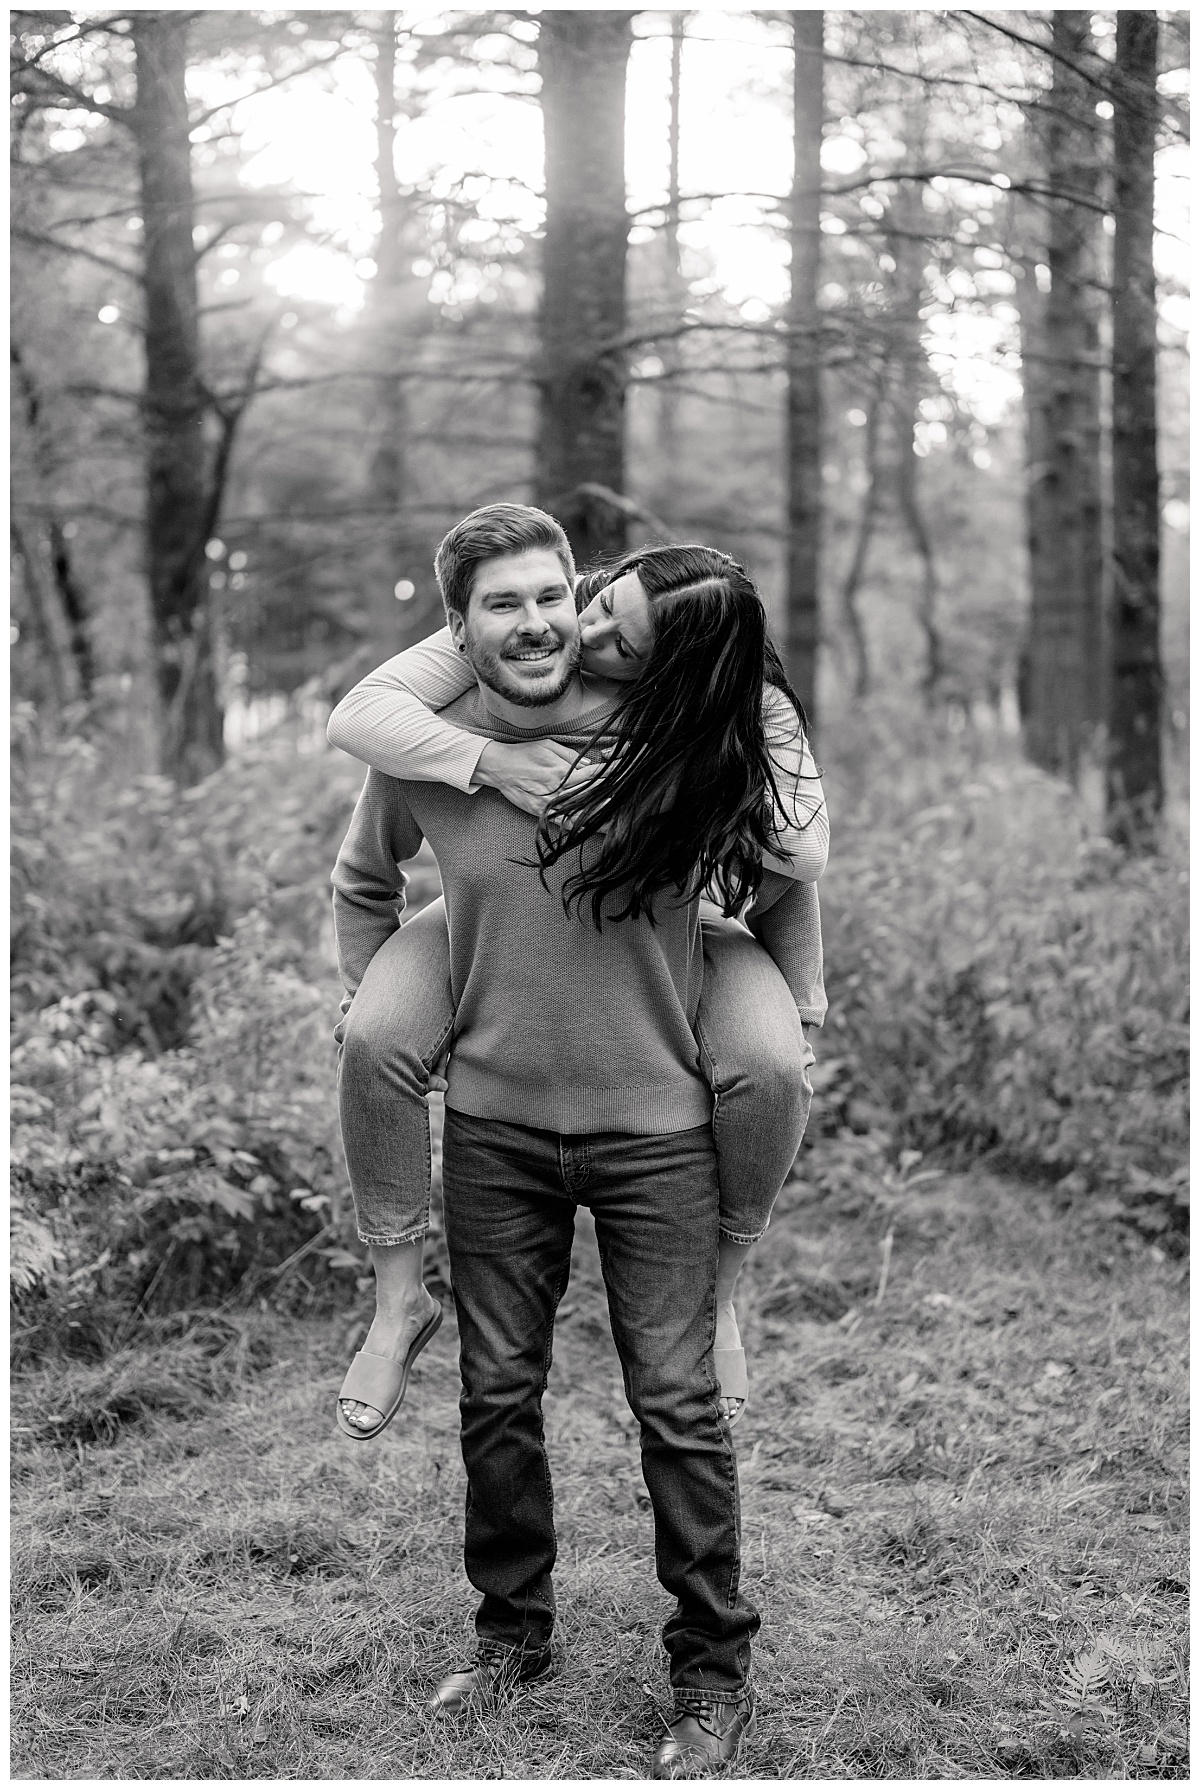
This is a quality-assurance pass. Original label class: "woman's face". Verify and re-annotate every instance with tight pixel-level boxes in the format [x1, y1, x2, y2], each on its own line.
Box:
[578, 571, 654, 683]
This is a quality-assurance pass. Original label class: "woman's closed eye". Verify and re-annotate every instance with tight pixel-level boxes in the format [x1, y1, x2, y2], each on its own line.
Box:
[599, 593, 632, 656]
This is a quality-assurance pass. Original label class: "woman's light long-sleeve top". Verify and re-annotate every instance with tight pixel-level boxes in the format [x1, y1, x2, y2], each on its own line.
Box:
[327, 627, 829, 882]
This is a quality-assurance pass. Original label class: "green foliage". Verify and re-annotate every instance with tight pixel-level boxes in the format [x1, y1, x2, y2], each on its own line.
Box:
[811, 700, 1188, 1232]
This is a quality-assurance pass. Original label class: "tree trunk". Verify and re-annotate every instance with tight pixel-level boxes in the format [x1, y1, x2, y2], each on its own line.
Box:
[535, 11, 633, 568]
[1015, 185, 1053, 735]
[133, 13, 222, 784]
[49, 520, 96, 698]
[1107, 10, 1162, 847]
[657, 12, 686, 465]
[366, 12, 412, 660]
[893, 405, 943, 703]
[888, 202, 942, 703]
[784, 10, 824, 726]
[11, 340, 96, 698]
[1022, 12, 1105, 782]
[839, 393, 881, 699]
[11, 516, 72, 707]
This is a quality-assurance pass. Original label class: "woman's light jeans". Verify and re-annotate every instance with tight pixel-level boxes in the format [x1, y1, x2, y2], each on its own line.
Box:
[337, 893, 815, 1248]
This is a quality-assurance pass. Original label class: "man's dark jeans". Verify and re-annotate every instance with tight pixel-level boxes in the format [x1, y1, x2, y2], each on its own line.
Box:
[441, 1108, 760, 1697]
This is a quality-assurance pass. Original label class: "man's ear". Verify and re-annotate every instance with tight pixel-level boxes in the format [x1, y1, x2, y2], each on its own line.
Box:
[447, 610, 468, 655]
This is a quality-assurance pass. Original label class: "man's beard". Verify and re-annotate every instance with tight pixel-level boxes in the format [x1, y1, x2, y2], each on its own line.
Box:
[468, 629, 582, 707]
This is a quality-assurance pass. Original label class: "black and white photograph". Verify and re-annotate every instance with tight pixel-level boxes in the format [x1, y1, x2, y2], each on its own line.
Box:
[10, 4, 1189, 1778]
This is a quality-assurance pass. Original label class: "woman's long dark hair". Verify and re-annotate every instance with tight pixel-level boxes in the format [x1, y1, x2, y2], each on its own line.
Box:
[536, 545, 820, 927]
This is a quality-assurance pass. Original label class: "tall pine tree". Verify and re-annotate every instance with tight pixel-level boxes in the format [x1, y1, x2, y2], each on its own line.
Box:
[784, 11, 824, 726]
[1107, 10, 1162, 846]
[535, 12, 633, 567]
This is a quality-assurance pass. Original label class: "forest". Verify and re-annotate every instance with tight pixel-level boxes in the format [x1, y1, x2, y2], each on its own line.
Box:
[10, 9, 1190, 1780]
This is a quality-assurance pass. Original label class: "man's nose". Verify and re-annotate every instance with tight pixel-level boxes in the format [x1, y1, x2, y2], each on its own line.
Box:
[515, 599, 552, 631]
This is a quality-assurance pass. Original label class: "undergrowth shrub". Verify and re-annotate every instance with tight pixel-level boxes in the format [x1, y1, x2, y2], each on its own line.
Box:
[10, 709, 405, 1357]
[11, 918, 353, 1360]
[11, 701, 365, 1029]
[812, 703, 1188, 1235]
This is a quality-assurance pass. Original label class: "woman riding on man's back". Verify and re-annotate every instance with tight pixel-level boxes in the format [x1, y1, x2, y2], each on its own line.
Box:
[327, 503, 828, 1442]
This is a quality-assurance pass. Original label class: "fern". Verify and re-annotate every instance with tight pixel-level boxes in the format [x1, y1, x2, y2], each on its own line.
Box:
[1096, 1632, 1175, 1688]
[10, 1198, 61, 1293]
[1059, 1647, 1114, 1710]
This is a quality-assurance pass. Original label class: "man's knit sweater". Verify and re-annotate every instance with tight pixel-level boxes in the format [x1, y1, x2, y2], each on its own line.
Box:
[333, 686, 721, 1136]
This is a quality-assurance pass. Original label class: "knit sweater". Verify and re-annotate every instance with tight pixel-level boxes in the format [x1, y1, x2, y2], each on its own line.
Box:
[332, 687, 719, 1135]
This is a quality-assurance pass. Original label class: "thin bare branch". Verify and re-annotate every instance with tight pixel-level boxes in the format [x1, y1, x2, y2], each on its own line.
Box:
[962, 10, 1177, 137]
[13, 224, 141, 282]
[187, 44, 354, 130]
[11, 60, 132, 124]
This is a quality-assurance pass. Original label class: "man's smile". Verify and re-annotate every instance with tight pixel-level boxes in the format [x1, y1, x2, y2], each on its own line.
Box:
[505, 640, 561, 663]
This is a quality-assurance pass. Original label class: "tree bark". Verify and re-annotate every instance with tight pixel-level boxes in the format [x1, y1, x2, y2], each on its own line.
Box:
[11, 516, 72, 708]
[784, 10, 824, 726]
[48, 520, 97, 698]
[535, 11, 633, 567]
[10, 340, 95, 699]
[133, 12, 223, 784]
[366, 12, 412, 659]
[888, 199, 942, 703]
[657, 12, 686, 464]
[1015, 186, 1053, 736]
[839, 394, 881, 700]
[1022, 12, 1105, 782]
[893, 403, 943, 703]
[1107, 10, 1162, 847]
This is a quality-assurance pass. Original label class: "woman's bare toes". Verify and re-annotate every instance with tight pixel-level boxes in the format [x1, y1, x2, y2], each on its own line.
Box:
[341, 1399, 384, 1429]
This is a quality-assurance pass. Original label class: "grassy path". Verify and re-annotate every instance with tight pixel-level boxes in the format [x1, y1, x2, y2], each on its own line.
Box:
[12, 1172, 1188, 1778]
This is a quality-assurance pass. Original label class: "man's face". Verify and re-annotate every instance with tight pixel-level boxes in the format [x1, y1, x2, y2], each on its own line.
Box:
[451, 548, 582, 707]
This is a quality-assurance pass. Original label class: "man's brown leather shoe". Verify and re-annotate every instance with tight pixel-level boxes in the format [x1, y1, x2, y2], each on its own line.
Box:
[429, 1640, 553, 1714]
[650, 1689, 757, 1777]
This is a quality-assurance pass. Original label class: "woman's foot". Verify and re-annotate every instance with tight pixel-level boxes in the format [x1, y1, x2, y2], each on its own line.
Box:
[340, 1285, 441, 1432]
[714, 1300, 747, 1422]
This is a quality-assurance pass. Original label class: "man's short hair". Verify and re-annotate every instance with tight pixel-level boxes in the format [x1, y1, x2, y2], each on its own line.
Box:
[434, 503, 576, 620]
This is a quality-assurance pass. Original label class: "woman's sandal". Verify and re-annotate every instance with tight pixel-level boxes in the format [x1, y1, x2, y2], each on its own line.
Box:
[335, 1302, 443, 1441]
[714, 1346, 749, 1427]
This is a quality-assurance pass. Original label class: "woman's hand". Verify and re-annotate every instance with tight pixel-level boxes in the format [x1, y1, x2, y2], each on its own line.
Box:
[470, 739, 599, 817]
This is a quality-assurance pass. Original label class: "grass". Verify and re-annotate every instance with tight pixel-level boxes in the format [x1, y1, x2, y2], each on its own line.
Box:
[11, 1167, 1188, 1779]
